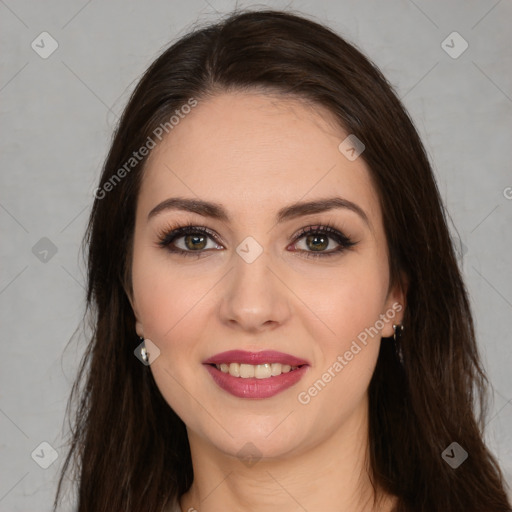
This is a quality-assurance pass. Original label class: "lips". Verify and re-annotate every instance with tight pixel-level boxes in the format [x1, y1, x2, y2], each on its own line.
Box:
[203, 349, 310, 367]
[204, 362, 309, 399]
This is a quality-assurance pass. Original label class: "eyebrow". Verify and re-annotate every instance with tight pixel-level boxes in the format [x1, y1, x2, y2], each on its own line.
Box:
[147, 196, 371, 229]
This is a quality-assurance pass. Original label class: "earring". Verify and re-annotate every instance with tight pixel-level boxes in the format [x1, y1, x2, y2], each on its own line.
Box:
[392, 324, 404, 364]
[392, 323, 404, 342]
[139, 336, 149, 363]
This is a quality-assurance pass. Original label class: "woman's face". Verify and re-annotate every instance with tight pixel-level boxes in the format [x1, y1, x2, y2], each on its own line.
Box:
[129, 91, 405, 460]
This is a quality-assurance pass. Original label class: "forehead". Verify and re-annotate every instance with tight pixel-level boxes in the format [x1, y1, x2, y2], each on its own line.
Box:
[138, 91, 381, 230]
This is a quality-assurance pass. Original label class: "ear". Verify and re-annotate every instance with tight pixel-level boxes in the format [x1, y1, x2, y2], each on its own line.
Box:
[123, 280, 144, 339]
[381, 271, 408, 338]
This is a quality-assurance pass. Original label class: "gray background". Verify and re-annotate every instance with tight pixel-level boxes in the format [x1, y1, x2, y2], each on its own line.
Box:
[1, 0, 511, 510]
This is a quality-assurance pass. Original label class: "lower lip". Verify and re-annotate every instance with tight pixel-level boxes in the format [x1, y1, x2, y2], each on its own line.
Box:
[204, 364, 309, 399]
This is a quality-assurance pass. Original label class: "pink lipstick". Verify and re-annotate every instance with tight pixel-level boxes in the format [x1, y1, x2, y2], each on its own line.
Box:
[203, 350, 310, 399]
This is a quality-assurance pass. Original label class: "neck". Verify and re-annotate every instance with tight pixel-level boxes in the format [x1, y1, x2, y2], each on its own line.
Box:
[178, 396, 396, 512]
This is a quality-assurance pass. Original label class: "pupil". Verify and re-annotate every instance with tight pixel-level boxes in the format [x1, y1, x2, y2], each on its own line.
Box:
[186, 234, 206, 250]
[307, 234, 327, 251]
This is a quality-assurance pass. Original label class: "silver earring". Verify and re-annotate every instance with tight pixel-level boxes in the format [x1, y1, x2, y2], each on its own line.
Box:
[392, 323, 404, 342]
[139, 337, 148, 363]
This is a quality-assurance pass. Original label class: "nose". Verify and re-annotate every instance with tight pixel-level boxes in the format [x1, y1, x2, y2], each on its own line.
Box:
[218, 245, 292, 333]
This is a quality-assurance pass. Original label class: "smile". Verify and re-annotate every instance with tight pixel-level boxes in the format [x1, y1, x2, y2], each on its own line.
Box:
[214, 362, 300, 378]
[204, 363, 309, 399]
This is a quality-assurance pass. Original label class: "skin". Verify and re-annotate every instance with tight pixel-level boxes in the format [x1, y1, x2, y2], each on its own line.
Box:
[128, 91, 407, 512]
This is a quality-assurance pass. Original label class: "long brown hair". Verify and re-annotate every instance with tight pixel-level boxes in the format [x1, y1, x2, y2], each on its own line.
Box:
[53, 8, 511, 512]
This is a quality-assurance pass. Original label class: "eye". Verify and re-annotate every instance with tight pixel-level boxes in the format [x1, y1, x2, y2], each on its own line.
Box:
[289, 224, 357, 258]
[156, 222, 223, 258]
[155, 222, 357, 259]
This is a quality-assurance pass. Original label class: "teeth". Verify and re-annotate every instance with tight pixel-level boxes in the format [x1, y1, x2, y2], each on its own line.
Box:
[215, 362, 299, 378]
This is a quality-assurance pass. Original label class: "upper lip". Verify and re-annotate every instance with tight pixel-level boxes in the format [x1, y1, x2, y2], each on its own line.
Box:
[203, 350, 309, 367]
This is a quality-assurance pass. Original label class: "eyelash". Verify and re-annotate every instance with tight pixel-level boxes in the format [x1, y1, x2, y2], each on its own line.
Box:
[155, 221, 357, 259]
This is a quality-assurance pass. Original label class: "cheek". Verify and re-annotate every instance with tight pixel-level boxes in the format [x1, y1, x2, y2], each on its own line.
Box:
[131, 246, 215, 362]
[131, 251, 208, 420]
[132, 260, 175, 336]
[301, 255, 388, 348]
[296, 279, 385, 424]
[295, 253, 388, 400]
